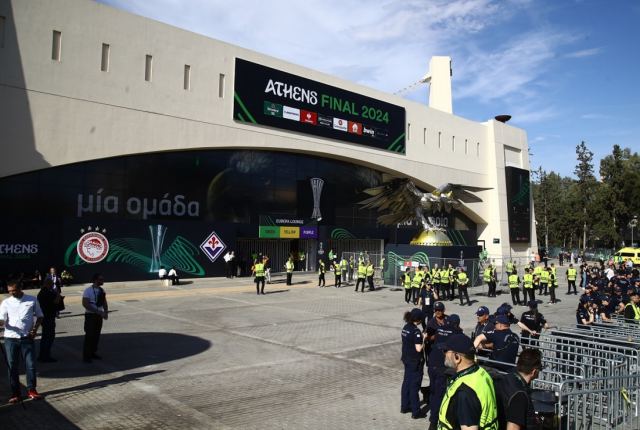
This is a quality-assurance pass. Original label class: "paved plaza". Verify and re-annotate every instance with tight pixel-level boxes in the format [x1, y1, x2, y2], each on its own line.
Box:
[1, 264, 581, 429]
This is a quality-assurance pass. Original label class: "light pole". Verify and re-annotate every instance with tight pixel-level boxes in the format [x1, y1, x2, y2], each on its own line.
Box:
[630, 216, 638, 247]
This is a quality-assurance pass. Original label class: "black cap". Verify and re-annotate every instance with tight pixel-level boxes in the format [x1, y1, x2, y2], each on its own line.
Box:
[437, 334, 475, 355]
[528, 300, 537, 308]
[410, 308, 424, 320]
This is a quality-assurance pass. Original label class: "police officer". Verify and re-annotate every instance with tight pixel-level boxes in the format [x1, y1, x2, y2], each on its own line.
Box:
[252, 259, 266, 295]
[437, 334, 498, 430]
[340, 256, 348, 283]
[411, 266, 423, 305]
[523, 267, 535, 303]
[472, 306, 495, 340]
[355, 261, 367, 292]
[474, 314, 520, 372]
[403, 267, 412, 303]
[318, 259, 326, 287]
[567, 263, 578, 295]
[538, 265, 549, 296]
[508, 269, 522, 306]
[419, 281, 438, 330]
[285, 257, 294, 286]
[624, 291, 640, 323]
[440, 265, 451, 301]
[457, 268, 471, 306]
[519, 301, 548, 347]
[548, 266, 558, 304]
[366, 262, 375, 291]
[333, 260, 342, 288]
[484, 264, 497, 297]
[401, 308, 426, 419]
[432, 264, 441, 299]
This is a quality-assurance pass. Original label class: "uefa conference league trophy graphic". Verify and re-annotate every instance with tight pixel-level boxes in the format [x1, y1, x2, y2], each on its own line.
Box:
[149, 224, 167, 272]
[310, 177, 324, 221]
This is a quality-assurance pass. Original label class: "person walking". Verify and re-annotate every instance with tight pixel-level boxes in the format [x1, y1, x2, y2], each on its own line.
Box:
[0, 280, 44, 403]
[82, 274, 109, 363]
[400, 308, 426, 419]
[285, 257, 294, 286]
[37, 277, 60, 362]
[567, 263, 578, 295]
[252, 259, 266, 295]
[437, 334, 498, 430]
[263, 255, 271, 284]
[318, 259, 326, 287]
[495, 348, 543, 430]
[457, 268, 471, 306]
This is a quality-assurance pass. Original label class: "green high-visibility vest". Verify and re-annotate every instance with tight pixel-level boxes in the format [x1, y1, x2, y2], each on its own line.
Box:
[438, 365, 498, 430]
[403, 274, 412, 289]
[523, 273, 533, 289]
[539, 270, 550, 284]
[457, 272, 468, 286]
[318, 263, 325, 274]
[567, 268, 577, 281]
[432, 269, 441, 282]
[506, 262, 514, 273]
[508, 274, 519, 289]
[625, 303, 640, 320]
[483, 268, 492, 282]
[340, 259, 348, 271]
[286, 261, 294, 273]
[357, 264, 367, 279]
[412, 272, 423, 289]
[440, 269, 450, 284]
[366, 265, 374, 277]
[254, 263, 265, 277]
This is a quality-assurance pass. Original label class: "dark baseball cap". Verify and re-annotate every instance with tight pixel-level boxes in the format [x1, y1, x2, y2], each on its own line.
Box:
[448, 314, 460, 325]
[528, 300, 537, 308]
[410, 308, 424, 320]
[476, 306, 489, 316]
[434, 302, 445, 311]
[437, 333, 475, 355]
[496, 314, 511, 325]
[496, 303, 512, 315]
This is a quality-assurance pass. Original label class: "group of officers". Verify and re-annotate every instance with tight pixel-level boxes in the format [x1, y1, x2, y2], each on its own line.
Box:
[317, 256, 382, 292]
[401, 299, 549, 430]
[402, 264, 472, 307]
[491, 260, 570, 307]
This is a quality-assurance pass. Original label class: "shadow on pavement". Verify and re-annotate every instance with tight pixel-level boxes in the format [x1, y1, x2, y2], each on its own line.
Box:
[39, 332, 211, 378]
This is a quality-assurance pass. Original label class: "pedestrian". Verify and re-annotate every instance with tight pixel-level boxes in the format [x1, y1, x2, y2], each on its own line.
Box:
[82, 273, 109, 363]
[495, 348, 543, 430]
[333, 260, 342, 288]
[340, 256, 348, 283]
[168, 266, 179, 285]
[418, 281, 437, 330]
[440, 265, 452, 301]
[411, 266, 423, 305]
[366, 262, 375, 291]
[263, 255, 271, 284]
[37, 277, 60, 362]
[403, 267, 412, 303]
[223, 251, 233, 278]
[431, 264, 441, 301]
[457, 267, 470, 306]
[538, 265, 549, 296]
[45, 267, 63, 294]
[318, 259, 326, 287]
[400, 308, 426, 419]
[484, 264, 496, 297]
[624, 291, 640, 323]
[437, 334, 498, 430]
[522, 267, 535, 303]
[508, 269, 522, 306]
[473, 314, 520, 372]
[355, 261, 367, 292]
[519, 301, 548, 347]
[0, 280, 44, 403]
[285, 256, 294, 286]
[252, 259, 266, 295]
[471, 306, 495, 340]
[548, 266, 558, 304]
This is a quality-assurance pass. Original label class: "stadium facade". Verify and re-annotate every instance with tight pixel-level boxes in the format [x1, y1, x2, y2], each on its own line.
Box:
[0, 0, 536, 281]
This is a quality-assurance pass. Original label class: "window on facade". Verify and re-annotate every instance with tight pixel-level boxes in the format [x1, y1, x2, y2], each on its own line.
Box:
[52, 30, 62, 61]
[423, 128, 426, 145]
[0, 16, 6, 48]
[465, 139, 468, 155]
[101, 43, 110, 72]
[438, 132, 441, 149]
[452, 136, 455, 152]
[477, 142, 480, 157]
[408, 123, 411, 141]
[218, 73, 225, 98]
[145, 55, 152, 82]
[184, 65, 191, 90]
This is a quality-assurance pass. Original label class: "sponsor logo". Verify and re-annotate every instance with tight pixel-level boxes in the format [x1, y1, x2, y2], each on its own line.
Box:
[373, 127, 389, 140]
[333, 117, 348, 132]
[348, 121, 362, 135]
[77, 228, 109, 263]
[300, 109, 317, 125]
[263, 101, 283, 117]
[282, 105, 300, 121]
[362, 126, 375, 137]
[0, 244, 38, 255]
[200, 231, 227, 263]
[317, 114, 333, 128]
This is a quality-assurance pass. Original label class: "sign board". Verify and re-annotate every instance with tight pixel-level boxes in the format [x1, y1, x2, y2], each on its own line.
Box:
[234, 58, 406, 154]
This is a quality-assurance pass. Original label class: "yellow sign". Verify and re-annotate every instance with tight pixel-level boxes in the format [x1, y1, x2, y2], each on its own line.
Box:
[280, 226, 300, 238]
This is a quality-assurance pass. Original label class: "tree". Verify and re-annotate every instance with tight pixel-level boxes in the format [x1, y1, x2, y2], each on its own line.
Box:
[574, 141, 598, 250]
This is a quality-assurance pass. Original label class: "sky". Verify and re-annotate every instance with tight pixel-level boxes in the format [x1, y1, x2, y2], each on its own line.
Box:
[98, 0, 640, 178]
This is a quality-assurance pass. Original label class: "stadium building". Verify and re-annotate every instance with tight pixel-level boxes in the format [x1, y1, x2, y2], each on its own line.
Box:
[0, 0, 536, 281]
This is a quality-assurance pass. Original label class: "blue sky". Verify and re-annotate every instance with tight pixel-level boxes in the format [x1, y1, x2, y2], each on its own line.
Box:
[98, 0, 640, 178]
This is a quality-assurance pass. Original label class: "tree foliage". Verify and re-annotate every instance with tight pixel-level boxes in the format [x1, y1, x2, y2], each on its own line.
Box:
[532, 142, 640, 249]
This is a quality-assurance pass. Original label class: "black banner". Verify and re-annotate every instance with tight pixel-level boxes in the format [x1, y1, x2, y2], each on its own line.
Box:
[505, 166, 531, 243]
[233, 58, 406, 154]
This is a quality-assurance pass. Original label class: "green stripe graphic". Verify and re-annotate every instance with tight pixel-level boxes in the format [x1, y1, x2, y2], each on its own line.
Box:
[234, 92, 257, 124]
[387, 133, 406, 153]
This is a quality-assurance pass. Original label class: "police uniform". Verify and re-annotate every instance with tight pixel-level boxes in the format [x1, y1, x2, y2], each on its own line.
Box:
[366, 263, 375, 291]
[519, 307, 546, 347]
[318, 260, 326, 287]
[285, 259, 294, 285]
[440, 267, 451, 301]
[457, 270, 470, 306]
[420, 286, 436, 329]
[411, 269, 423, 304]
[401, 316, 425, 418]
[508, 273, 521, 306]
[538, 268, 549, 295]
[253, 262, 266, 294]
[403, 270, 413, 303]
[523, 271, 535, 303]
[567, 265, 578, 294]
[495, 371, 539, 430]
[355, 263, 367, 292]
[484, 319, 520, 372]
[484, 266, 496, 297]
[333, 261, 341, 288]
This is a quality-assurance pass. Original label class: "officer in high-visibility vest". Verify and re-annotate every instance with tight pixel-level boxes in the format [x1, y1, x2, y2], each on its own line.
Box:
[411, 267, 423, 304]
[340, 257, 348, 283]
[538, 266, 549, 296]
[567, 263, 578, 295]
[440, 265, 451, 301]
[366, 262, 375, 291]
[523, 267, 535, 303]
[505, 260, 515, 279]
[432, 264, 441, 298]
[437, 334, 498, 430]
[333, 260, 342, 288]
[355, 261, 367, 292]
[253, 259, 266, 295]
[348, 256, 355, 282]
[483, 264, 496, 298]
[318, 259, 326, 287]
[548, 265, 558, 305]
[403, 267, 413, 303]
[457, 268, 470, 306]
[508, 270, 521, 306]
[285, 257, 294, 286]
[624, 291, 640, 323]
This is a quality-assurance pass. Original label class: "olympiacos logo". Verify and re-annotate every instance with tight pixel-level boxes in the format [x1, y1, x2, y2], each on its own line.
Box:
[77, 227, 110, 263]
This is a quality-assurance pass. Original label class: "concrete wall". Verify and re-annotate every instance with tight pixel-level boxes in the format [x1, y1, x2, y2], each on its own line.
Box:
[0, 0, 537, 257]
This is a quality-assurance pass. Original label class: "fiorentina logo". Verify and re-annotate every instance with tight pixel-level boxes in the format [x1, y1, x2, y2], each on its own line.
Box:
[200, 231, 227, 263]
[77, 227, 109, 263]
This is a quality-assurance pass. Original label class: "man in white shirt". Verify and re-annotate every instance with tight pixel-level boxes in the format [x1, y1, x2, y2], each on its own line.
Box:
[0, 280, 44, 403]
[82, 274, 109, 363]
[168, 267, 179, 285]
[158, 266, 168, 279]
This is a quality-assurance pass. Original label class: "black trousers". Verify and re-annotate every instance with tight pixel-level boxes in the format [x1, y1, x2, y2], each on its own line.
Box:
[567, 280, 577, 294]
[487, 281, 496, 297]
[83, 313, 103, 360]
[286, 272, 292, 285]
[169, 275, 179, 285]
[318, 273, 325, 286]
[39, 314, 56, 360]
[404, 288, 412, 303]
[255, 277, 265, 294]
[549, 286, 556, 303]
[440, 283, 451, 300]
[539, 282, 548, 295]
[524, 288, 535, 303]
[510, 288, 521, 305]
[334, 274, 341, 288]
[355, 278, 366, 292]
[459, 286, 470, 305]
[367, 276, 374, 291]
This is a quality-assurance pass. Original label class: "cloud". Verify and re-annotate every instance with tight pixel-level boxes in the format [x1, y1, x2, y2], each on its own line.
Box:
[564, 47, 601, 58]
[580, 113, 610, 119]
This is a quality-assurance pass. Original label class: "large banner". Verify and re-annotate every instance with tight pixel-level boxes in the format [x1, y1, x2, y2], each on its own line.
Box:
[505, 166, 531, 243]
[233, 58, 406, 154]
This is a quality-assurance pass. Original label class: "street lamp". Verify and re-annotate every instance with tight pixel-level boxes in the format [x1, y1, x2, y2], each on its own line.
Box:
[630, 216, 638, 247]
